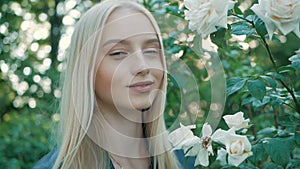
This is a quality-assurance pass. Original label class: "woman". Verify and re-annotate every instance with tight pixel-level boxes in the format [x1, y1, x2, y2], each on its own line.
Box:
[33, 0, 194, 168]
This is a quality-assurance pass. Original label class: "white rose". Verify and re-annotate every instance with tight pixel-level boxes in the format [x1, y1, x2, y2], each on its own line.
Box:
[251, 0, 300, 39]
[169, 123, 214, 167]
[193, 123, 214, 167]
[168, 123, 199, 150]
[212, 129, 252, 167]
[184, 0, 236, 38]
[223, 111, 250, 131]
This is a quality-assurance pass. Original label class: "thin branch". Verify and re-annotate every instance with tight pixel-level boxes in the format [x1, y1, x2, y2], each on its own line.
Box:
[231, 13, 254, 26]
[245, 104, 257, 139]
[282, 101, 297, 111]
[273, 107, 279, 129]
[260, 38, 300, 113]
[261, 38, 278, 71]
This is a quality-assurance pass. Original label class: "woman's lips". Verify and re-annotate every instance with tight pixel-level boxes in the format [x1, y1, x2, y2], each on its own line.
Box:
[128, 81, 154, 93]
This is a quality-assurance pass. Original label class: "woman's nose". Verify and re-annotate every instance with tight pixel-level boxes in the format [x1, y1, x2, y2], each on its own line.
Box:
[131, 51, 150, 76]
[136, 68, 150, 76]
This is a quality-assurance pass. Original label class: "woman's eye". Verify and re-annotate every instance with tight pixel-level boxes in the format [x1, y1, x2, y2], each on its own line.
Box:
[108, 50, 128, 57]
[143, 48, 159, 55]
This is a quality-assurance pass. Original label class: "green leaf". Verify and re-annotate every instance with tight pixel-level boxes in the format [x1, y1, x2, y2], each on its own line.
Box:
[265, 34, 282, 43]
[266, 72, 285, 81]
[238, 163, 258, 169]
[226, 77, 247, 96]
[253, 16, 268, 38]
[231, 21, 254, 36]
[278, 65, 295, 74]
[295, 131, 300, 146]
[241, 97, 256, 105]
[263, 137, 296, 166]
[248, 143, 264, 163]
[233, 5, 243, 15]
[166, 45, 181, 54]
[166, 3, 179, 14]
[289, 53, 300, 62]
[210, 27, 227, 47]
[286, 159, 300, 169]
[295, 91, 300, 99]
[247, 79, 266, 101]
[289, 53, 300, 73]
[252, 96, 270, 108]
[263, 162, 284, 169]
[246, 15, 256, 22]
[257, 127, 277, 137]
[269, 94, 284, 107]
[260, 75, 277, 89]
[242, 95, 272, 108]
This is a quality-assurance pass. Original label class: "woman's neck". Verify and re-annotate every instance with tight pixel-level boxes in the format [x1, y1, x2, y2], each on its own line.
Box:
[92, 100, 150, 158]
[101, 104, 145, 138]
[109, 153, 150, 169]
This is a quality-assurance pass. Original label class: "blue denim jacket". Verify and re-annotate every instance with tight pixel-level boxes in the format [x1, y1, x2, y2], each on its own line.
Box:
[32, 149, 195, 169]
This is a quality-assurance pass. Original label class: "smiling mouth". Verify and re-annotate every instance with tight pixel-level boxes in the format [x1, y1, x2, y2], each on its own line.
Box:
[128, 81, 154, 93]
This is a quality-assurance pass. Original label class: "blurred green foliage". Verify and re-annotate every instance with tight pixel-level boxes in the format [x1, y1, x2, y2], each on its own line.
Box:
[0, 0, 299, 168]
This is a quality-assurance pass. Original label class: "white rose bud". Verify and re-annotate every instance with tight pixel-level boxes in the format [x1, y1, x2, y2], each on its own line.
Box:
[223, 111, 250, 131]
[227, 136, 253, 167]
[251, 0, 300, 39]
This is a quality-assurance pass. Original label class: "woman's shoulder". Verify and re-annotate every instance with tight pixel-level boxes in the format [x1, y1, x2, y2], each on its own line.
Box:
[31, 149, 194, 169]
[174, 149, 195, 169]
[32, 149, 59, 169]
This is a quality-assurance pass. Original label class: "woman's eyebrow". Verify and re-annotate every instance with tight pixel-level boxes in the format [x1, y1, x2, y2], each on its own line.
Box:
[145, 38, 159, 44]
[103, 39, 129, 47]
[103, 37, 159, 47]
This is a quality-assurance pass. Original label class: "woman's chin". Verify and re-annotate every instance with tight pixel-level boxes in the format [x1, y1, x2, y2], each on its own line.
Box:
[129, 93, 157, 111]
[133, 103, 152, 111]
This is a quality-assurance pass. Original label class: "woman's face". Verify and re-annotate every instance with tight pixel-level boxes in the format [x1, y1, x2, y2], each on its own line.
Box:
[95, 7, 164, 114]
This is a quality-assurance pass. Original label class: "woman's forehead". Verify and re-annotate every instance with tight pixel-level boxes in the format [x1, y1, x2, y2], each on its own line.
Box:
[102, 7, 157, 41]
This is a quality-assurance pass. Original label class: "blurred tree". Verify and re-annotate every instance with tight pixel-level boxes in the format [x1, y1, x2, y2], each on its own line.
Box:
[1, 0, 298, 168]
[0, 0, 95, 168]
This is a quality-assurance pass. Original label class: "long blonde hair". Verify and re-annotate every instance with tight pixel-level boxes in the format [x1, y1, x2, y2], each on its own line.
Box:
[53, 0, 181, 168]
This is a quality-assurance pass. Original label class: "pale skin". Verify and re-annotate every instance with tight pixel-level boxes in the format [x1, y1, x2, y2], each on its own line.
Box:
[94, 7, 164, 169]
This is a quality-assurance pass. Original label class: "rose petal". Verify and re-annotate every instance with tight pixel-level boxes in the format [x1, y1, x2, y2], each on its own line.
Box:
[169, 123, 199, 150]
[211, 128, 234, 143]
[168, 123, 196, 148]
[202, 123, 212, 137]
[195, 148, 209, 167]
[179, 136, 200, 151]
[223, 112, 250, 130]
[207, 145, 214, 155]
[228, 151, 253, 167]
[216, 148, 227, 166]
[185, 142, 201, 156]
[183, 0, 194, 10]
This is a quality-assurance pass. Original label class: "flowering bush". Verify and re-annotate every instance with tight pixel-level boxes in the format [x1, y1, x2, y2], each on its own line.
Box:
[164, 0, 300, 168]
[169, 112, 253, 167]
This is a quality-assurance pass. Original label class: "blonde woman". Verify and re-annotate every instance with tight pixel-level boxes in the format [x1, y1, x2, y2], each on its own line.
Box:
[33, 0, 194, 168]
